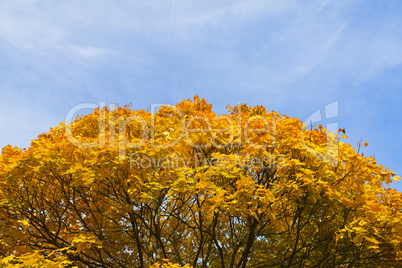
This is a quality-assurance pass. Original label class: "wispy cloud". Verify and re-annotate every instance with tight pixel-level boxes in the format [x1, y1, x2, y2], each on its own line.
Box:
[69, 45, 110, 58]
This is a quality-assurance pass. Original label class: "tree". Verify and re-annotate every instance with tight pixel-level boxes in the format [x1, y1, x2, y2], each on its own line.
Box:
[0, 96, 401, 267]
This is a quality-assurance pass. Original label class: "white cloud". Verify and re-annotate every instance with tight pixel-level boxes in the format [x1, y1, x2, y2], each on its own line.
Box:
[0, 1, 66, 52]
[69, 45, 110, 58]
[168, 0, 294, 28]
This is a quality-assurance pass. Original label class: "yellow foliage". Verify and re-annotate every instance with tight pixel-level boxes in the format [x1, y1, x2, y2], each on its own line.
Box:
[0, 96, 401, 267]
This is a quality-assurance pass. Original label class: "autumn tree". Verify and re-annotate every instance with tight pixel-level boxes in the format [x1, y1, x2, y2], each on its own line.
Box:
[0, 96, 401, 267]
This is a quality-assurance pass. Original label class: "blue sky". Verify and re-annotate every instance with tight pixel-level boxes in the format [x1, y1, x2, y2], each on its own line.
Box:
[1, 0, 401, 190]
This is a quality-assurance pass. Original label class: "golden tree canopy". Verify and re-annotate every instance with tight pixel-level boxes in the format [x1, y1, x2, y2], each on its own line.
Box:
[0, 96, 401, 267]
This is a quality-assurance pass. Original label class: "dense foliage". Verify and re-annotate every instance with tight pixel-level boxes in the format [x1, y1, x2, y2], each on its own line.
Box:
[0, 96, 401, 267]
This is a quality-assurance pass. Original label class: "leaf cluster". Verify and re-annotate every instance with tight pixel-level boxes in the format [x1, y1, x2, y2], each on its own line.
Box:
[0, 96, 401, 267]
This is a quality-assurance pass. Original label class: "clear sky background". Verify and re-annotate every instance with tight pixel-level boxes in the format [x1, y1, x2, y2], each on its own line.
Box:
[1, 1, 401, 190]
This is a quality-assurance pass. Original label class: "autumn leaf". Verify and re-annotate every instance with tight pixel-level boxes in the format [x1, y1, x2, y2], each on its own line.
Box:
[0, 96, 400, 267]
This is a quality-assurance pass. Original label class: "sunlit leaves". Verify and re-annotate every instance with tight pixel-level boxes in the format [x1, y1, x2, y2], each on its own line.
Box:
[0, 96, 401, 267]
